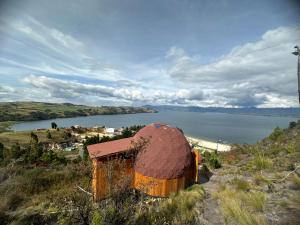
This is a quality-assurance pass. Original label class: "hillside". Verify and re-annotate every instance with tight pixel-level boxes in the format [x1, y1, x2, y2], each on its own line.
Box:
[0, 102, 156, 122]
[0, 121, 299, 224]
[199, 121, 300, 225]
[146, 105, 300, 117]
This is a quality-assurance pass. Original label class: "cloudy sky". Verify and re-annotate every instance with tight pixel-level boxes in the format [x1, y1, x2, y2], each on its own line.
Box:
[0, 0, 300, 107]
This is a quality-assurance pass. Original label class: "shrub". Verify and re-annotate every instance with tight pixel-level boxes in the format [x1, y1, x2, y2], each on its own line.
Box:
[243, 192, 266, 212]
[222, 197, 266, 225]
[91, 211, 102, 225]
[5, 191, 24, 210]
[232, 178, 251, 191]
[285, 143, 296, 154]
[291, 174, 300, 190]
[135, 185, 205, 225]
[253, 153, 272, 170]
[289, 121, 297, 129]
[17, 169, 52, 194]
[253, 174, 271, 186]
[203, 151, 222, 169]
[269, 127, 284, 141]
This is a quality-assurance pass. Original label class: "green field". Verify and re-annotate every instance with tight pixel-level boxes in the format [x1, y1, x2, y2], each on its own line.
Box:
[0, 129, 72, 148]
[0, 101, 155, 131]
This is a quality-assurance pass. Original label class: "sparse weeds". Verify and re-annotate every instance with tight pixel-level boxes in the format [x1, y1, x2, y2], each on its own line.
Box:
[242, 192, 266, 212]
[253, 152, 272, 171]
[135, 184, 205, 225]
[232, 177, 251, 191]
[215, 186, 267, 225]
[291, 174, 300, 190]
[253, 173, 271, 186]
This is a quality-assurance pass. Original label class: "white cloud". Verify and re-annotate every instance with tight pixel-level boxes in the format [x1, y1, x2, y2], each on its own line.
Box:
[167, 27, 300, 107]
[0, 16, 123, 81]
[19, 75, 202, 105]
[1, 15, 299, 108]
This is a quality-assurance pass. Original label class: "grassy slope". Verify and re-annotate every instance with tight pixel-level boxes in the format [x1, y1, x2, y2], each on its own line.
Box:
[199, 122, 300, 225]
[0, 121, 299, 224]
[0, 101, 155, 123]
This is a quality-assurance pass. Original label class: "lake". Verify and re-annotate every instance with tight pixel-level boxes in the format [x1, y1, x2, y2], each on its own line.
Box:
[11, 111, 299, 144]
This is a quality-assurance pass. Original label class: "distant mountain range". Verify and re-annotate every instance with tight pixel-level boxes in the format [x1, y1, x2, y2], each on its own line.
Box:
[144, 105, 300, 118]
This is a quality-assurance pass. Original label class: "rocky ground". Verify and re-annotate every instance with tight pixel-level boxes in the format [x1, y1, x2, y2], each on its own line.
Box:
[197, 140, 300, 225]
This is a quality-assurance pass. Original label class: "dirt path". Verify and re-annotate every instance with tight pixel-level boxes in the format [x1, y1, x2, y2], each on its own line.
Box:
[199, 169, 226, 225]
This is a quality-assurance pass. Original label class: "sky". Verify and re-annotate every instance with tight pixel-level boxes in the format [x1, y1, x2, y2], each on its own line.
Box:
[0, 0, 300, 108]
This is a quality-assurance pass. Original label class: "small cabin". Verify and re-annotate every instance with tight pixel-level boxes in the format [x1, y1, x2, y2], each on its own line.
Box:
[88, 123, 201, 201]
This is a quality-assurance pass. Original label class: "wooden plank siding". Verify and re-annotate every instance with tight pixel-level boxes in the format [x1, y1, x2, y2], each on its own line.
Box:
[92, 157, 135, 201]
[134, 172, 186, 197]
[92, 150, 199, 200]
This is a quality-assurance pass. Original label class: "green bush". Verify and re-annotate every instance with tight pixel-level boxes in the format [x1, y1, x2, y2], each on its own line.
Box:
[289, 121, 297, 129]
[41, 150, 67, 165]
[207, 151, 222, 169]
[269, 127, 284, 141]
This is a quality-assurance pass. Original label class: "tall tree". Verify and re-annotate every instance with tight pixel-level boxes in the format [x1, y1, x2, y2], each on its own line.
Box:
[51, 122, 57, 129]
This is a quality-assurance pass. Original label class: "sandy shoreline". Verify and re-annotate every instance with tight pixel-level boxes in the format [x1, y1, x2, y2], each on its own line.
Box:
[186, 136, 231, 152]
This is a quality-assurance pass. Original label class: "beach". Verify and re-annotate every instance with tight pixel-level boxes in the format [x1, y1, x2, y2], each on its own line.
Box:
[186, 136, 231, 152]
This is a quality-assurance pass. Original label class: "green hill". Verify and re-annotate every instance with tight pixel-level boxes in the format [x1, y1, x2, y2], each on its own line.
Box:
[0, 101, 155, 123]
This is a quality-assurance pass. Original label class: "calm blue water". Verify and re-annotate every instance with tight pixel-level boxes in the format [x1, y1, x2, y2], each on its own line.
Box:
[11, 112, 299, 144]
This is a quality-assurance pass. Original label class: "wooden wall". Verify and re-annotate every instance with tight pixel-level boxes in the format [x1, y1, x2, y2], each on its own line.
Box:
[134, 171, 186, 197]
[91, 150, 200, 200]
[92, 157, 135, 201]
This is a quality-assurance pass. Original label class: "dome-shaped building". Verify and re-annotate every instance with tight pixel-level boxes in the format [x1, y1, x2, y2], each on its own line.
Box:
[133, 123, 197, 197]
[88, 123, 200, 200]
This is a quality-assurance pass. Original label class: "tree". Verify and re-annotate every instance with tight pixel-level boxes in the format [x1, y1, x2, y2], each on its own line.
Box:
[0, 142, 4, 160]
[121, 127, 132, 138]
[30, 132, 42, 160]
[289, 121, 297, 129]
[8, 143, 21, 159]
[46, 130, 52, 139]
[83, 148, 89, 161]
[30, 132, 39, 143]
[51, 122, 57, 129]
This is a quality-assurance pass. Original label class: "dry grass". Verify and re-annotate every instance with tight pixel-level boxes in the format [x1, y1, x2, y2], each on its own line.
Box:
[253, 173, 271, 186]
[242, 192, 266, 212]
[252, 153, 273, 171]
[214, 187, 267, 225]
[291, 174, 300, 190]
[134, 184, 205, 225]
[231, 177, 251, 191]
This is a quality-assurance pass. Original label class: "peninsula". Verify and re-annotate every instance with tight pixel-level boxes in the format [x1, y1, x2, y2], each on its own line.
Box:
[0, 101, 156, 131]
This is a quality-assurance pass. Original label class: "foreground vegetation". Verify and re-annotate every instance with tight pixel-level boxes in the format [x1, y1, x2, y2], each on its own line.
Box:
[0, 120, 299, 224]
[200, 121, 300, 225]
[0, 101, 155, 127]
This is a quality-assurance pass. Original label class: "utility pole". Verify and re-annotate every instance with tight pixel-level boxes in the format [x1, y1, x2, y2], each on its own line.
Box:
[292, 46, 300, 104]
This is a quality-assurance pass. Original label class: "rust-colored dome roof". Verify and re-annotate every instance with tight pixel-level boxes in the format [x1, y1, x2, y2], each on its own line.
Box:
[133, 123, 193, 179]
